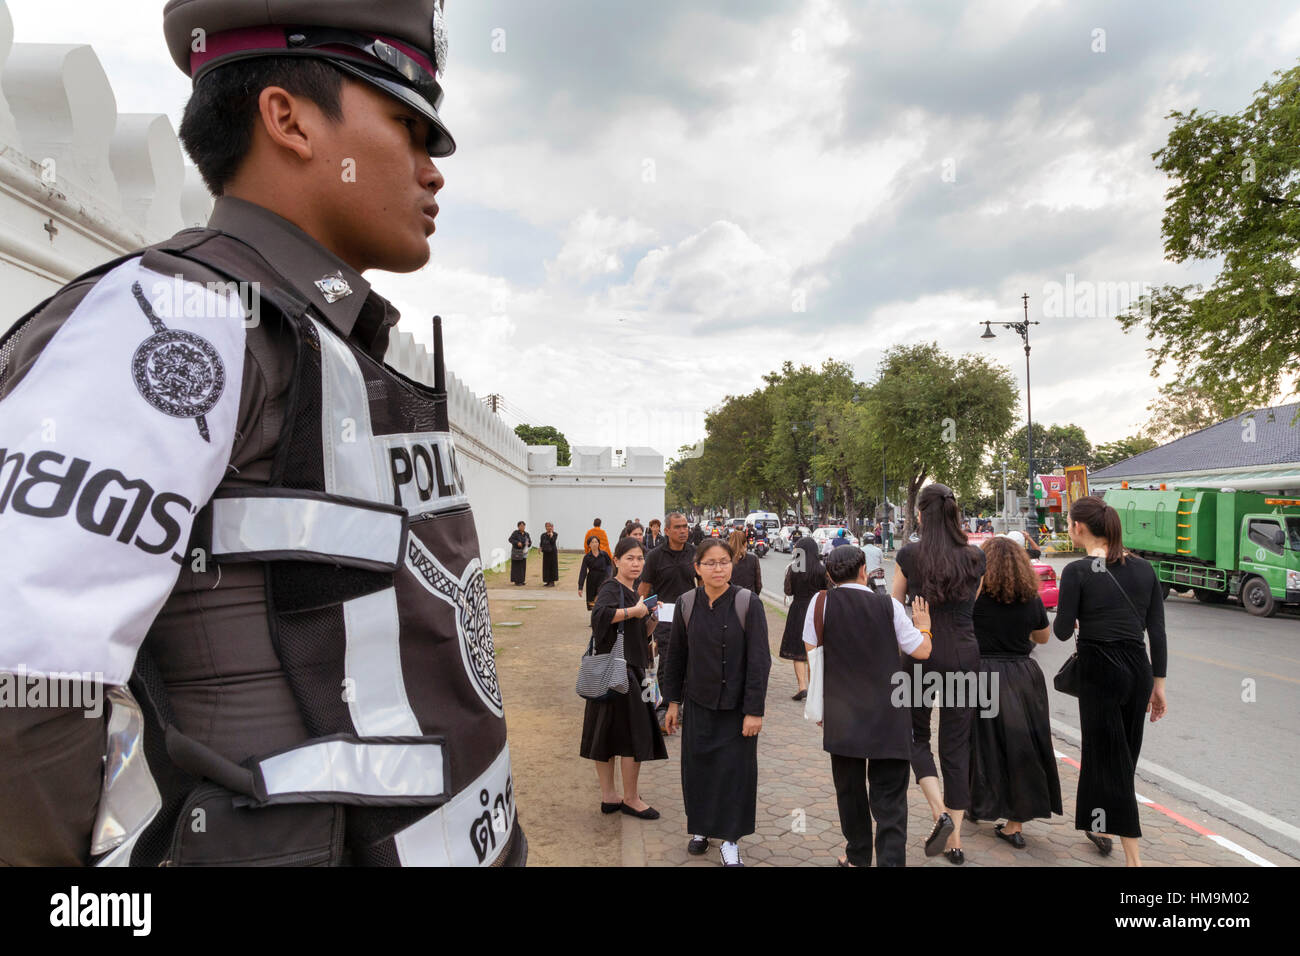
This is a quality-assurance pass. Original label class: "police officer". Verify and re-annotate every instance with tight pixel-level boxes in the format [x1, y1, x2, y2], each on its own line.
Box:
[0, 0, 525, 867]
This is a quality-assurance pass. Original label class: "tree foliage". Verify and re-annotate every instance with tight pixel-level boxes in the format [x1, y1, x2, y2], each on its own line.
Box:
[1117, 60, 1300, 410]
[514, 424, 570, 466]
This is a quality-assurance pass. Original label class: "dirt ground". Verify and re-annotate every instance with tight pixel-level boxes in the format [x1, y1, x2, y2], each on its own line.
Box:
[487, 550, 621, 866]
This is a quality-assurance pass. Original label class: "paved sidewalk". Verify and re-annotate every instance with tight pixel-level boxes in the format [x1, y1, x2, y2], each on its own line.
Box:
[490, 551, 1296, 867]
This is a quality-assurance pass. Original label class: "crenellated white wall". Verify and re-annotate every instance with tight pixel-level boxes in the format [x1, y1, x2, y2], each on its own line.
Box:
[0, 0, 663, 567]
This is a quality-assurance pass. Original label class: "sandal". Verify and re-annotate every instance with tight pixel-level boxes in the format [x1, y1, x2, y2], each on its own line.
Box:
[924, 812, 953, 857]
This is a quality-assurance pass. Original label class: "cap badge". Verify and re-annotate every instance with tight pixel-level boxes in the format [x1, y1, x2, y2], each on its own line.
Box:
[433, 0, 449, 75]
[316, 271, 353, 303]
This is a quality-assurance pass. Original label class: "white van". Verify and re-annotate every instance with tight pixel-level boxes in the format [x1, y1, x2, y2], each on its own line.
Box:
[744, 511, 781, 533]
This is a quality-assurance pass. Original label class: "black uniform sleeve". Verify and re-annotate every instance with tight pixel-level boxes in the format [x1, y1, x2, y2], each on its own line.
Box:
[0, 706, 104, 865]
[1054, 562, 1081, 640]
[753, 559, 763, 598]
[742, 593, 771, 717]
[577, 553, 591, 589]
[661, 600, 689, 703]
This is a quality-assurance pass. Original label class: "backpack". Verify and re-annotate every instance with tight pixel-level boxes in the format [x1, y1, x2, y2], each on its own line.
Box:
[678, 588, 752, 636]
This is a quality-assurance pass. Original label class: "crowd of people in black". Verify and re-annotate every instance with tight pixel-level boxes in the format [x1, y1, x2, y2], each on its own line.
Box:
[512, 489, 1168, 867]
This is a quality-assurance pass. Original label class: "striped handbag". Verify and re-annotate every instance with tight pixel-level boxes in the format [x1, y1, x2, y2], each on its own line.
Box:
[576, 598, 629, 701]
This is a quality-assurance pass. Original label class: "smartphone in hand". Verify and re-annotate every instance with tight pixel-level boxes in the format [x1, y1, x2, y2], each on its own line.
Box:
[643, 594, 659, 612]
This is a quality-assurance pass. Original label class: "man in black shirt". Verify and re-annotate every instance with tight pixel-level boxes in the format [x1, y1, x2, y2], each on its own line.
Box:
[640, 512, 696, 730]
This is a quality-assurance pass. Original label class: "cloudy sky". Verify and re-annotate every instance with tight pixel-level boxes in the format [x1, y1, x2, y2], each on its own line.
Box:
[8, 0, 1299, 461]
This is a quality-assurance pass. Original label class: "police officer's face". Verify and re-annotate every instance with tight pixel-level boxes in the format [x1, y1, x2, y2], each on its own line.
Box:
[319, 80, 445, 273]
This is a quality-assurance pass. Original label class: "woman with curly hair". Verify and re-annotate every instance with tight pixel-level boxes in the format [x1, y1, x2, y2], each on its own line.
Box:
[968, 536, 1061, 848]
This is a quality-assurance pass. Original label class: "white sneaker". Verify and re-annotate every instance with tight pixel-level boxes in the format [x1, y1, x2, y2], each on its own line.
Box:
[720, 841, 743, 867]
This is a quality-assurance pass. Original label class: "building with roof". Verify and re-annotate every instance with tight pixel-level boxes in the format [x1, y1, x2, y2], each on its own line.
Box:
[1090, 403, 1300, 494]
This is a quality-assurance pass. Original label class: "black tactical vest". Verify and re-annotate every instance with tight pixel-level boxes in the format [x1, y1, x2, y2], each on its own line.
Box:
[47, 229, 526, 866]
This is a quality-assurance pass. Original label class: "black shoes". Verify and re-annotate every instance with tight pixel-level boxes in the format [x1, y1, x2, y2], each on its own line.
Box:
[792, 689, 808, 701]
[924, 813, 954, 857]
[621, 804, 660, 820]
[994, 823, 1026, 849]
[687, 836, 709, 856]
[1086, 831, 1114, 856]
[944, 848, 965, 865]
[600, 801, 623, 814]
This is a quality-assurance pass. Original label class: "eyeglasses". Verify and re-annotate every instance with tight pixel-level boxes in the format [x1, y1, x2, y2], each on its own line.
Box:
[699, 560, 732, 569]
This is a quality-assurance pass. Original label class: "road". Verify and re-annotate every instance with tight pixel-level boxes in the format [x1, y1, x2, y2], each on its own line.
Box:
[759, 545, 1300, 860]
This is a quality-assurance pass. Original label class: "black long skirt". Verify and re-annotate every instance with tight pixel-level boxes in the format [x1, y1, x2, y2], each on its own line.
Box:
[1075, 641, 1153, 838]
[969, 654, 1062, 823]
[778, 595, 811, 661]
[680, 699, 757, 841]
[542, 550, 559, 583]
[510, 557, 527, 584]
[580, 665, 668, 763]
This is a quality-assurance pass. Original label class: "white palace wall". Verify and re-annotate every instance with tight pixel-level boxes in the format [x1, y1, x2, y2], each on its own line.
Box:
[0, 1, 663, 567]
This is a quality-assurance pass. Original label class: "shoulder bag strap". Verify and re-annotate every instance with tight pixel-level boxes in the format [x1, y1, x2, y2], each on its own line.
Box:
[735, 588, 750, 637]
[1101, 563, 1146, 632]
[679, 590, 696, 629]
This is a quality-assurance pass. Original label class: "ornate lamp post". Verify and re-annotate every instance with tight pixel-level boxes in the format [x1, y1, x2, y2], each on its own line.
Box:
[980, 293, 1040, 536]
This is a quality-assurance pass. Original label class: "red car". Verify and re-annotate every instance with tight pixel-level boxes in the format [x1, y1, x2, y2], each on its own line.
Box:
[967, 531, 1058, 610]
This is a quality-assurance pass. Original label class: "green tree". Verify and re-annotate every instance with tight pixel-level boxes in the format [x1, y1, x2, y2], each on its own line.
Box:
[867, 344, 1017, 537]
[986, 423, 1094, 499]
[762, 360, 857, 522]
[514, 424, 570, 466]
[1117, 60, 1300, 411]
[1093, 434, 1159, 470]
[1142, 382, 1256, 442]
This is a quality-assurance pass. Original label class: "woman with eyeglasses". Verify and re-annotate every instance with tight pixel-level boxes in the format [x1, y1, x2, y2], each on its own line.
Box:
[661, 538, 771, 867]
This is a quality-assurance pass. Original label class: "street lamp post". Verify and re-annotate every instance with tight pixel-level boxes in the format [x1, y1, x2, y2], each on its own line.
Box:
[981, 293, 1040, 536]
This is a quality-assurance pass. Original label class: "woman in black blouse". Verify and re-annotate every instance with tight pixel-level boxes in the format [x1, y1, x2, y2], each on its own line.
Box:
[779, 537, 826, 701]
[969, 536, 1061, 847]
[1054, 496, 1168, 867]
[580, 536, 667, 819]
[662, 538, 771, 867]
[507, 522, 531, 586]
[577, 535, 614, 610]
[891, 483, 986, 865]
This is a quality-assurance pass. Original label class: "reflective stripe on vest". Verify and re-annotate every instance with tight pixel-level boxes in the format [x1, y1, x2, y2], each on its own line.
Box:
[209, 491, 406, 570]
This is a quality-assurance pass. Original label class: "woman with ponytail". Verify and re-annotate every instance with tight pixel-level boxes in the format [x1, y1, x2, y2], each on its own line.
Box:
[1055, 495, 1168, 866]
[891, 483, 986, 864]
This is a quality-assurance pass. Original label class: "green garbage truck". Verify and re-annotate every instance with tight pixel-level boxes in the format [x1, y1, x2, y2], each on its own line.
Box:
[1102, 487, 1300, 617]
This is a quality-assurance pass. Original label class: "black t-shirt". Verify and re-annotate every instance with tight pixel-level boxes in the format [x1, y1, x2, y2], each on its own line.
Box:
[641, 542, 698, 603]
[972, 593, 1048, 657]
[1052, 554, 1168, 678]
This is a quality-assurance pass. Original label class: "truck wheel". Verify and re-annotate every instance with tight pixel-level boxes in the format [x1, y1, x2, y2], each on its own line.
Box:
[1241, 577, 1278, 617]
[1193, 588, 1227, 604]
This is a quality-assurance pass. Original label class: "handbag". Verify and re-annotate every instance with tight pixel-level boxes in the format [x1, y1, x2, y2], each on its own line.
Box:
[644, 654, 664, 708]
[576, 592, 630, 701]
[1053, 560, 1147, 697]
[510, 548, 526, 560]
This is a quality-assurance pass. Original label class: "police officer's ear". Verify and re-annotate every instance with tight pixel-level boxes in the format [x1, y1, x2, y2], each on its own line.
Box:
[254, 85, 334, 165]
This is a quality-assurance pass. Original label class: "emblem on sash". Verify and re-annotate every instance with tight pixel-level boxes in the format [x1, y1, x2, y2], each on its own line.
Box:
[406, 537, 504, 717]
[129, 282, 226, 442]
